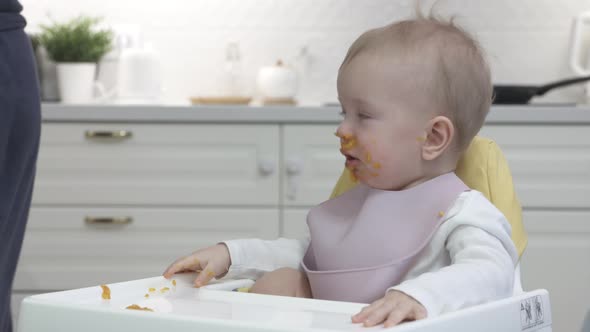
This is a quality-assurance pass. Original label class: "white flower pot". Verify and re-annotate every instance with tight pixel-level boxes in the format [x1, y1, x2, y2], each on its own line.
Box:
[56, 63, 98, 104]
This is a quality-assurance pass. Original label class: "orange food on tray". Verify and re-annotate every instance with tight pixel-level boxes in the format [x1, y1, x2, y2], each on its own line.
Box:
[100, 285, 111, 300]
[126, 304, 153, 312]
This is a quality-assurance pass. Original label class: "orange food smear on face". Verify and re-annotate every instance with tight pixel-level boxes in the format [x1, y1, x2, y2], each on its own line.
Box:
[100, 285, 111, 300]
[416, 136, 426, 142]
[438, 211, 445, 217]
[348, 169, 358, 183]
[365, 152, 372, 163]
[126, 304, 153, 312]
[207, 270, 215, 278]
[341, 138, 357, 150]
[372, 162, 381, 169]
[336, 132, 357, 151]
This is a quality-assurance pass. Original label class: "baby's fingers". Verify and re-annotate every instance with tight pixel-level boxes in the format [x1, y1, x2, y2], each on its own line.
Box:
[383, 304, 426, 328]
[351, 300, 383, 324]
[163, 256, 201, 279]
[361, 303, 395, 327]
[193, 262, 220, 287]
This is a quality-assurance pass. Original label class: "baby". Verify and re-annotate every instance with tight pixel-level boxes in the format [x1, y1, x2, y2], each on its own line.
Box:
[163, 13, 518, 328]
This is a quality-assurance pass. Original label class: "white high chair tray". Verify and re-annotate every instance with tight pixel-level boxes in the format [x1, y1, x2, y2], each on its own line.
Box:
[17, 273, 552, 332]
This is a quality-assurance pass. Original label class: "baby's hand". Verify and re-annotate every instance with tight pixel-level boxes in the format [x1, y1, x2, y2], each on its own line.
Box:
[162, 244, 231, 287]
[351, 290, 427, 328]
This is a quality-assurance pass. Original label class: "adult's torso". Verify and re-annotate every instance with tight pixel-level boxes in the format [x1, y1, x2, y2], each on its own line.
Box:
[0, 0, 25, 32]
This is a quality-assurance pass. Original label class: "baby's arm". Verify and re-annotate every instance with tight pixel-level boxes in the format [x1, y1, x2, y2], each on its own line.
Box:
[222, 236, 310, 280]
[390, 193, 519, 317]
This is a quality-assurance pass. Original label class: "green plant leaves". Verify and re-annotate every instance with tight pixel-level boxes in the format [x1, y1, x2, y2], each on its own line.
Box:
[39, 16, 113, 63]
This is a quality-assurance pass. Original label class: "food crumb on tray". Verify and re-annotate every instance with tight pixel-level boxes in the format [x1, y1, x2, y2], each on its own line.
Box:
[100, 285, 111, 300]
[126, 304, 154, 312]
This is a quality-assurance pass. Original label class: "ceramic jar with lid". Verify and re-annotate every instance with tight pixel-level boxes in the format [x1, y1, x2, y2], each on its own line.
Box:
[256, 60, 298, 104]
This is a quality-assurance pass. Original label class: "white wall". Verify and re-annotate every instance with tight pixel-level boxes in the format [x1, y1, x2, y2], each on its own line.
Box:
[22, 0, 590, 105]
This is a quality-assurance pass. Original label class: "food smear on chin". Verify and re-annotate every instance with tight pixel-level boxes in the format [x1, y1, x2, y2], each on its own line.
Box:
[348, 169, 358, 182]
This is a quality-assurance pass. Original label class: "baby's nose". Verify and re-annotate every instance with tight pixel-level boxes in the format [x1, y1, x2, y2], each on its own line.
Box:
[335, 122, 353, 139]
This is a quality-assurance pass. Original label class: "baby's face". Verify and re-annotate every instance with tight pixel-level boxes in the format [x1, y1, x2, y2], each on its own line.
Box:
[336, 54, 434, 190]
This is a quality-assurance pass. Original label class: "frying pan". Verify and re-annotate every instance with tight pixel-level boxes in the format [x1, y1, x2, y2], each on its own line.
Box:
[492, 75, 590, 104]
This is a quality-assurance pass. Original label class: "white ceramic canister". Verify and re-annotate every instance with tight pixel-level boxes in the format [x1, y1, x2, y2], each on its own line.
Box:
[256, 60, 298, 100]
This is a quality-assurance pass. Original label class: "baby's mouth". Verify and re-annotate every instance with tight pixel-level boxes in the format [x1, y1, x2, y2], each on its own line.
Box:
[343, 152, 361, 168]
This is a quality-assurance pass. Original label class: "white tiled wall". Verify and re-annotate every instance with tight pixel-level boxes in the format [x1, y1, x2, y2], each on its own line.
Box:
[22, 0, 590, 105]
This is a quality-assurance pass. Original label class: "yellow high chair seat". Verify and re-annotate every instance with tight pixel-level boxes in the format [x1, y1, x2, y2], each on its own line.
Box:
[330, 136, 527, 257]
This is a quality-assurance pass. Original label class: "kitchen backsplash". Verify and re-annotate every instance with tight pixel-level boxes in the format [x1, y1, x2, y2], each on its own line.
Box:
[22, 0, 590, 105]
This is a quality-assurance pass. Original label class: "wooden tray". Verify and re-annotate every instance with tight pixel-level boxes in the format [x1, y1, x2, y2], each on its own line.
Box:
[190, 96, 252, 105]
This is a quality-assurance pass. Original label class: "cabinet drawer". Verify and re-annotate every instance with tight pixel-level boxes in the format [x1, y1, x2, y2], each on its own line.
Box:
[33, 123, 279, 206]
[14, 207, 279, 290]
[480, 126, 590, 208]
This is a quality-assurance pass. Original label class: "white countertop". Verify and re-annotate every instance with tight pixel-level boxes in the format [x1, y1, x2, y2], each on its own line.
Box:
[41, 103, 590, 124]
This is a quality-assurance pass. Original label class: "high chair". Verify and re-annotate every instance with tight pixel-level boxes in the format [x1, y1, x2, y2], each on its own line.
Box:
[17, 137, 551, 332]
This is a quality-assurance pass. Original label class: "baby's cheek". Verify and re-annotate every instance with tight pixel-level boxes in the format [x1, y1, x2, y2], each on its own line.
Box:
[362, 145, 383, 172]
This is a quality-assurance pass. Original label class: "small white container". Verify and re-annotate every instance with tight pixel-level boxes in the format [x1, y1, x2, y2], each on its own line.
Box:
[56, 63, 98, 104]
[256, 60, 298, 102]
[117, 44, 162, 103]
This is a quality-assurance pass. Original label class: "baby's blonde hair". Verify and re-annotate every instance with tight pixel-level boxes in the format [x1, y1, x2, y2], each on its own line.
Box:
[340, 11, 492, 151]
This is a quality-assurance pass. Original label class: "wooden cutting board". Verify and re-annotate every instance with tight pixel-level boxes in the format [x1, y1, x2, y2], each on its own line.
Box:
[190, 96, 252, 105]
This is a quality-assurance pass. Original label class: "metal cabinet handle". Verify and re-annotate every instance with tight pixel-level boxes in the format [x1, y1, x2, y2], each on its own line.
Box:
[85, 217, 133, 225]
[85, 130, 133, 139]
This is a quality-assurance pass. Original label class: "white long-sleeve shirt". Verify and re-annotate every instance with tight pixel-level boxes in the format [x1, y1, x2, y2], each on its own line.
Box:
[223, 190, 519, 318]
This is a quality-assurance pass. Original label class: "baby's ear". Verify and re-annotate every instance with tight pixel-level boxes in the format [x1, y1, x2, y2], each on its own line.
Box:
[421, 116, 454, 161]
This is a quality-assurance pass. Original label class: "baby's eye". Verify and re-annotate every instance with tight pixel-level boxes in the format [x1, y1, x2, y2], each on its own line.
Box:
[358, 113, 371, 120]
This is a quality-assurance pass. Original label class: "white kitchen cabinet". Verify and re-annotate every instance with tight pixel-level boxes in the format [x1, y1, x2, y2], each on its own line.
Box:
[282, 208, 310, 240]
[15, 207, 279, 290]
[478, 126, 590, 332]
[34, 123, 280, 206]
[281, 125, 342, 206]
[520, 210, 590, 332]
[480, 125, 590, 209]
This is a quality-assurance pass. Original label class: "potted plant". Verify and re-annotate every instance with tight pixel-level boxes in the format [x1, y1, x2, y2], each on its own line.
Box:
[39, 16, 113, 103]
